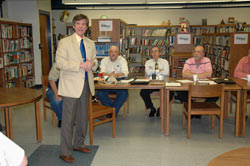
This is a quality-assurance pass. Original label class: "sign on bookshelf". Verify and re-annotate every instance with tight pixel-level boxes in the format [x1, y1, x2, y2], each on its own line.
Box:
[99, 20, 113, 31]
[177, 34, 191, 44]
[234, 34, 248, 44]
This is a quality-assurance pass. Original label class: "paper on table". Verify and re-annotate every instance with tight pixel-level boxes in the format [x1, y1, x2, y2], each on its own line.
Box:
[135, 79, 150, 82]
[240, 78, 248, 81]
[120, 78, 134, 83]
[198, 80, 217, 85]
[165, 82, 181, 87]
[176, 80, 194, 83]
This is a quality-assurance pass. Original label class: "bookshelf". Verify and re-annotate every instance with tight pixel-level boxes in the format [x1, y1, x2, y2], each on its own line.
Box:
[127, 25, 168, 74]
[203, 32, 250, 77]
[91, 19, 127, 63]
[171, 52, 193, 77]
[0, 20, 34, 88]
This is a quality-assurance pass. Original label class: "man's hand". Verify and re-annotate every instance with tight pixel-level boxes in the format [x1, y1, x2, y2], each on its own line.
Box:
[55, 94, 62, 102]
[109, 71, 117, 78]
[80, 59, 94, 71]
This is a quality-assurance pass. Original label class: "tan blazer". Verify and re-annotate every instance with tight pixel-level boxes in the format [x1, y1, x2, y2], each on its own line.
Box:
[55, 33, 98, 98]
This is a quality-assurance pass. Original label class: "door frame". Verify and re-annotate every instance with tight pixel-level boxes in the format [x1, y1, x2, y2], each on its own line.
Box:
[39, 10, 52, 69]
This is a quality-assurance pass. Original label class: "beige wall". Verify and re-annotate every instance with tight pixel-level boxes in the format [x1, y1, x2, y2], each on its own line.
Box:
[53, 7, 250, 35]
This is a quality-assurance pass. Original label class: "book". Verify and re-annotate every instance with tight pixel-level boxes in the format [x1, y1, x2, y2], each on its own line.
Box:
[165, 81, 181, 87]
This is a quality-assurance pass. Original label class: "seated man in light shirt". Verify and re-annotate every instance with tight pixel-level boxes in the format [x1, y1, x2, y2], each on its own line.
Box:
[97, 45, 129, 116]
[46, 63, 62, 128]
[177, 45, 217, 118]
[0, 132, 28, 166]
[140, 46, 174, 117]
[234, 49, 250, 79]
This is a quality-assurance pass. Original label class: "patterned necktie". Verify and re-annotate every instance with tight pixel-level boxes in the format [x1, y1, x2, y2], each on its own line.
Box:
[80, 39, 88, 80]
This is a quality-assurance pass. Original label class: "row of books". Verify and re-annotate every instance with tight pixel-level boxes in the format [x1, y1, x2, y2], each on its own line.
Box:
[20, 50, 32, 62]
[3, 52, 20, 66]
[203, 36, 231, 46]
[1, 24, 17, 38]
[20, 38, 32, 49]
[193, 37, 202, 45]
[129, 47, 141, 54]
[19, 27, 32, 37]
[22, 77, 34, 88]
[142, 39, 166, 46]
[2, 39, 19, 52]
[4, 64, 32, 81]
[191, 27, 215, 35]
[142, 29, 167, 37]
[215, 26, 235, 33]
[95, 43, 119, 57]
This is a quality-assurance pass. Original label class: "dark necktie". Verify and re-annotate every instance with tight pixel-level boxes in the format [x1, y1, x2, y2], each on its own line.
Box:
[80, 39, 88, 80]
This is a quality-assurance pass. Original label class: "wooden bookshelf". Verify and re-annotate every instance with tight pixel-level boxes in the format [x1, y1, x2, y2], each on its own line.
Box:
[0, 20, 34, 88]
[170, 52, 193, 77]
[203, 32, 250, 77]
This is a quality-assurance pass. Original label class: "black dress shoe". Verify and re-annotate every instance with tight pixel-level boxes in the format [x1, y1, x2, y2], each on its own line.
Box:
[156, 108, 160, 117]
[149, 107, 156, 117]
[58, 120, 62, 128]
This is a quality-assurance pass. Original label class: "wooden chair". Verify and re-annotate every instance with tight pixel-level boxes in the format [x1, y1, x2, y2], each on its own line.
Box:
[88, 95, 116, 145]
[230, 91, 250, 114]
[182, 84, 224, 139]
[41, 75, 56, 127]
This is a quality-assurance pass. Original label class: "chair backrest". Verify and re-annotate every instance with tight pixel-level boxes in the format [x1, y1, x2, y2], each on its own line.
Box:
[41, 75, 49, 99]
[189, 84, 224, 98]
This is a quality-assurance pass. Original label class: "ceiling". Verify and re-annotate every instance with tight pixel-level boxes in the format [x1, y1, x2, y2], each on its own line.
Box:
[52, 0, 250, 10]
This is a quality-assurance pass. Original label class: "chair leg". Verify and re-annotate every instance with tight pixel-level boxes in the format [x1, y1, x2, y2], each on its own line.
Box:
[182, 106, 185, 129]
[187, 114, 191, 139]
[112, 109, 116, 138]
[52, 112, 56, 127]
[89, 118, 94, 145]
[219, 114, 223, 139]
[211, 115, 215, 130]
[43, 105, 47, 121]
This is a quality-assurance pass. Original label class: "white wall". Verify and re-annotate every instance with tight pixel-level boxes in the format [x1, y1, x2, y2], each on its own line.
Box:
[52, 7, 250, 35]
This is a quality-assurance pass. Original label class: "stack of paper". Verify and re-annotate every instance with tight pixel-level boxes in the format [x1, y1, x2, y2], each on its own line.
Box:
[135, 79, 149, 82]
[176, 80, 194, 83]
[165, 82, 181, 87]
[120, 78, 134, 84]
[198, 80, 217, 85]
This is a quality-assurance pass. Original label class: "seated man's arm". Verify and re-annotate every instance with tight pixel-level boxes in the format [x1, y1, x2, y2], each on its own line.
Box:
[234, 57, 247, 78]
[182, 69, 194, 78]
[197, 70, 212, 78]
[49, 80, 61, 101]
[117, 59, 129, 77]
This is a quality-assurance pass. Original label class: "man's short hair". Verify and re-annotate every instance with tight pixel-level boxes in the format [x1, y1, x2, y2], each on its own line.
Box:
[72, 14, 89, 27]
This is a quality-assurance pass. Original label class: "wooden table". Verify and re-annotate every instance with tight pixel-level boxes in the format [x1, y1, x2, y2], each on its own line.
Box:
[0, 88, 42, 142]
[95, 81, 166, 133]
[165, 78, 242, 136]
[208, 147, 250, 166]
[232, 78, 250, 136]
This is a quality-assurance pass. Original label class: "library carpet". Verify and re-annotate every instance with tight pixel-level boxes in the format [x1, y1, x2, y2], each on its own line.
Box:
[28, 145, 99, 166]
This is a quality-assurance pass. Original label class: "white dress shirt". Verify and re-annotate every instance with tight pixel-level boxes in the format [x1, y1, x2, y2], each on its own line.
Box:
[145, 58, 169, 77]
[0, 132, 25, 166]
[100, 56, 129, 77]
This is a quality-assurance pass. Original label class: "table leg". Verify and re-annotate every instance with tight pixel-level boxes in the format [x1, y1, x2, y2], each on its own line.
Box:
[166, 89, 170, 136]
[242, 90, 247, 136]
[8, 108, 13, 140]
[4, 107, 10, 138]
[160, 88, 164, 133]
[35, 101, 42, 142]
[235, 90, 240, 136]
[224, 92, 229, 119]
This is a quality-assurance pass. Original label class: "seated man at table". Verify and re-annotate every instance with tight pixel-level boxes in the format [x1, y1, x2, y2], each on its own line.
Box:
[97, 45, 129, 116]
[177, 45, 217, 118]
[46, 63, 62, 128]
[140, 46, 174, 117]
[234, 49, 250, 79]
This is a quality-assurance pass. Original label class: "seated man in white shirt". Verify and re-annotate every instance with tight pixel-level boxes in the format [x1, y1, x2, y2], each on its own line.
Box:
[140, 46, 174, 117]
[97, 46, 129, 116]
[0, 132, 28, 166]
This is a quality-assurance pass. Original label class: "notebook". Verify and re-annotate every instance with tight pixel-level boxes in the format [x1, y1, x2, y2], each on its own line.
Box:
[214, 78, 236, 84]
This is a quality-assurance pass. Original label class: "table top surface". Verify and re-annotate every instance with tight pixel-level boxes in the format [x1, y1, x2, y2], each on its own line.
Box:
[0, 88, 42, 107]
[95, 81, 165, 89]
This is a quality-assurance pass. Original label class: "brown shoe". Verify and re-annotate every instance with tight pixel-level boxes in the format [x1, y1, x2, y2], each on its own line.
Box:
[73, 147, 91, 153]
[59, 155, 75, 163]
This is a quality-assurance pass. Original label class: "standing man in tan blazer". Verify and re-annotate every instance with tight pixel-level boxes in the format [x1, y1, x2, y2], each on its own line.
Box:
[56, 14, 98, 163]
